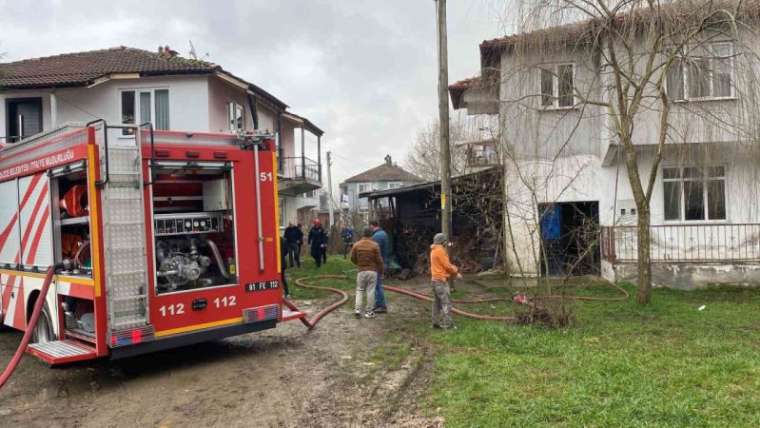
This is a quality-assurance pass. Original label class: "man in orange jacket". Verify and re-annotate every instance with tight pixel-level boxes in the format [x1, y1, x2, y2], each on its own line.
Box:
[430, 233, 461, 329]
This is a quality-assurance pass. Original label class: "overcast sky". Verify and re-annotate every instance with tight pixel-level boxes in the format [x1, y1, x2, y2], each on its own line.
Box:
[0, 0, 512, 185]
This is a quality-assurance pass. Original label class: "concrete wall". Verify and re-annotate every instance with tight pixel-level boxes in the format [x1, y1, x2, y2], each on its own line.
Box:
[605, 261, 760, 290]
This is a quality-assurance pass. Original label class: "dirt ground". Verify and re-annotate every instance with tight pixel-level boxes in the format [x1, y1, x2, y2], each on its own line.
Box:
[0, 288, 443, 428]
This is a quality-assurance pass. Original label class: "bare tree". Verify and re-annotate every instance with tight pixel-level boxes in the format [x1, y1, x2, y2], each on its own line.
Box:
[405, 111, 488, 180]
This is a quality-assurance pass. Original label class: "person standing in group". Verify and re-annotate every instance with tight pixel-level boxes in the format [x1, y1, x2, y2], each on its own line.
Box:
[284, 222, 301, 268]
[279, 235, 291, 298]
[341, 226, 354, 258]
[370, 220, 390, 313]
[321, 229, 329, 265]
[430, 233, 461, 330]
[308, 219, 328, 268]
[295, 223, 304, 259]
[349, 227, 384, 319]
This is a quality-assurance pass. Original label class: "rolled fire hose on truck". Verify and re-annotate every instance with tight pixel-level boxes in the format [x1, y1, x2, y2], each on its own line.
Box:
[0, 265, 56, 390]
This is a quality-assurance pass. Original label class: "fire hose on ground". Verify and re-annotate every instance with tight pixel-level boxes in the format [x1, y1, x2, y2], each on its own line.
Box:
[0, 265, 56, 391]
[283, 274, 631, 329]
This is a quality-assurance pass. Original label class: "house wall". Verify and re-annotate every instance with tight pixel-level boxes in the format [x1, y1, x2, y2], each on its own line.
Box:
[493, 28, 760, 281]
[500, 46, 604, 161]
[342, 180, 411, 213]
[1, 75, 210, 141]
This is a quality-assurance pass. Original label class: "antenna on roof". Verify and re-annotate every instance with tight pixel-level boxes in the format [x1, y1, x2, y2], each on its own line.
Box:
[189, 40, 198, 60]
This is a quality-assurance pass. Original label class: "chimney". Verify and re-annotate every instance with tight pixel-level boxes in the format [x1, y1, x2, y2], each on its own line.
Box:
[384, 154, 392, 166]
[159, 45, 178, 58]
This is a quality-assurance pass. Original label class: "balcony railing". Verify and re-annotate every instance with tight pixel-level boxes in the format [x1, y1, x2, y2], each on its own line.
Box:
[279, 156, 321, 183]
[601, 223, 760, 263]
[466, 152, 499, 167]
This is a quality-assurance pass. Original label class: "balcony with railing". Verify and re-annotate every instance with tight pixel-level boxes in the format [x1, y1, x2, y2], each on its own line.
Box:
[277, 112, 323, 196]
[601, 223, 760, 263]
[278, 156, 321, 195]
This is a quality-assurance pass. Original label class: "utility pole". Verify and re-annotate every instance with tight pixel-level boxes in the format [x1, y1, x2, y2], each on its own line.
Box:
[436, 0, 452, 238]
[326, 151, 335, 228]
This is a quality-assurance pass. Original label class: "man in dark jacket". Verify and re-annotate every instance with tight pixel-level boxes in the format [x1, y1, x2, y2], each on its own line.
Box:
[284, 222, 301, 268]
[308, 219, 328, 268]
[279, 236, 291, 298]
[370, 220, 390, 313]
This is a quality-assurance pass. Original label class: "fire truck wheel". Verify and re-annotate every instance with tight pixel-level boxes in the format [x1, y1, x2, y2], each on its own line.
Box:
[31, 304, 54, 344]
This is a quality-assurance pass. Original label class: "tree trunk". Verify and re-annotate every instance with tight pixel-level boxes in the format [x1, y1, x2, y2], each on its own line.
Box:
[636, 207, 652, 304]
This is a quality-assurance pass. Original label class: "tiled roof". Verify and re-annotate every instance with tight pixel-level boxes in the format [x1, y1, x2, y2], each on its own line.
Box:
[343, 163, 423, 184]
[478, 0, 760, 57]
[0, 46, 217, 89]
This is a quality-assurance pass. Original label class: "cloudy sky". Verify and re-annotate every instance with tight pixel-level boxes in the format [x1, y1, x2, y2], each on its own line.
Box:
[0, 0, 512, 184]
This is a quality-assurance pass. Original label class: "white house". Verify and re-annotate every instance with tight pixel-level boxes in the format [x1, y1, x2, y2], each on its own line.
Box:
[339, 155, 423, 219]
[451, 3, 760, 288]
[0, 46, 323, 227]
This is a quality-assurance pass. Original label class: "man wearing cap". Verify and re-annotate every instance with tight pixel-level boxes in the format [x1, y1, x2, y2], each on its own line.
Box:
[430, 233, 461, 329]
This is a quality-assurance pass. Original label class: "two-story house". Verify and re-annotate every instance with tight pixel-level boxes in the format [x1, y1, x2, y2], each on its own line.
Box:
[339, 155, 423, 221]
[451, 3, 760, 287]
[0, 46, 323, 229]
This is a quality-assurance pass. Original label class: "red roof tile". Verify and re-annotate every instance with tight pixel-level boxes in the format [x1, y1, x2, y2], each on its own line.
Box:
[0, 46, 217, 89]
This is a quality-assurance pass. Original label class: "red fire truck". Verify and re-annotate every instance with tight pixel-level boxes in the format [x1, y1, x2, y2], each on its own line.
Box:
[0, 122, 302, 365]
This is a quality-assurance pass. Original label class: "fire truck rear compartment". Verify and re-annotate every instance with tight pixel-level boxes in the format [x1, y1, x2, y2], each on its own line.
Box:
[151, 165, 237, 294]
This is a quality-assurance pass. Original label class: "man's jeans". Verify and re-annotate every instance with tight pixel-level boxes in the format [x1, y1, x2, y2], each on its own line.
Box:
[432, 280, 453, 328]
[287, 243, 300, 268]
[355, 271, 378, 314]
[375, 268, 388, 309]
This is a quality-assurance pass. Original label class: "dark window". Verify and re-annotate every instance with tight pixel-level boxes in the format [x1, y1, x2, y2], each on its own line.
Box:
[683, 181, 705, 220]
[121, 91, 136, 135]
[666, 59, 685, 101]
[540, 69, 553, 107]
[557, 64, 574, 107]
[663, 166, 726, 221]
[707, 180, 726, 220]
[5, 97, 43, 142]
[663, 180, 682, 221]
[672, 42, 734, 101]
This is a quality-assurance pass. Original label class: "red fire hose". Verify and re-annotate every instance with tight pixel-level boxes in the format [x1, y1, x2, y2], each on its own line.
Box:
[282, 275, 350, 330]
[0, 266, 56, 391]
[285, 274, 519, 329]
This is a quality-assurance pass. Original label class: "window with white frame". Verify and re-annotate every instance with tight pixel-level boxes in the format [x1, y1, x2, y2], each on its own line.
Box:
[663, 166, 726, 221]
[120, 89, 170, 135]
[358, 184, 369, 193]
[227, 102, 245, 132]
[666, 42, 734, 101]
[540, 64, 575, 108]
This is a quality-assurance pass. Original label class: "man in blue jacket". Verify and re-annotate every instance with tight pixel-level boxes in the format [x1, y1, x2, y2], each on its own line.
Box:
[370, 220, 390, 313]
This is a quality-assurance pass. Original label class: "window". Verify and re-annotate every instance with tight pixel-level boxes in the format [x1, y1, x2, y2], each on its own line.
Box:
[120, 89, 170, 135]
[5, 97, 43, 142]
[666, 42, 734, 101]
[227, 102, 244, 132]
[539, 64, 575, 108]
[663, 166, 726, 221]
[358, 184, 369, 193]
[121, 91, 136, 135]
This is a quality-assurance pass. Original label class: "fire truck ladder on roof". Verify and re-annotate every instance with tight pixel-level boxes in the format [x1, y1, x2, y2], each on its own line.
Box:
[94, 123, 152, 336]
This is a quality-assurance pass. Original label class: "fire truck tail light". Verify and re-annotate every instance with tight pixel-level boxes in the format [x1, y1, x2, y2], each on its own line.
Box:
[242, 304, 280, 323]
[110, 325, 155, 348]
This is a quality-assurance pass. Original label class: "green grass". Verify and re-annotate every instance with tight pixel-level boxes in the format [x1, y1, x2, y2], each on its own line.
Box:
[428, 284, 760, 427]
[284, 255, 357, 299]
[287, 257, 760, 426]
